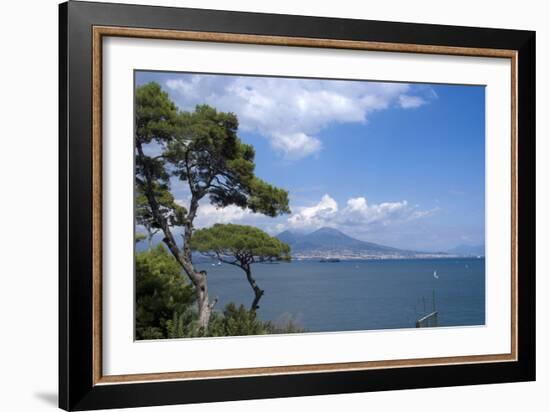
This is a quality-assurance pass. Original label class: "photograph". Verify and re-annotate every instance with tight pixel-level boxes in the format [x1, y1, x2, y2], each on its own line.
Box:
[134, 71, 486, 340]
[52, 1, 535, 410]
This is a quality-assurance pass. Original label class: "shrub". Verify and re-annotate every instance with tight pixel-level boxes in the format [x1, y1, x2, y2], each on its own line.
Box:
[135, 245, 195, 339]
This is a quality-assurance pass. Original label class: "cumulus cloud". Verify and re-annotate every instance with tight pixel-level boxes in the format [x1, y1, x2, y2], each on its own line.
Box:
[287, 194, 339, 229]
[339, 197, 410, 227]
[282, 194, 434, 232]
[270, 132, 322, 159]
[176, 197, 263, 229]
[174, 192, 436, 240]
[194, 203, 253, 228]
[165, 75, 433, 159]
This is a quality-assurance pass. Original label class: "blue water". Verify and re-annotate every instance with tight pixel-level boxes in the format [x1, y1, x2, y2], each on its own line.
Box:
[197, 258, 485, 332]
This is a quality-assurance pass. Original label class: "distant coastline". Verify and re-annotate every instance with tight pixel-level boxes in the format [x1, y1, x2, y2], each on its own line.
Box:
[292, 254, 483, 261]
[137, 226, 485, 261]
[276, 227, 484, 261]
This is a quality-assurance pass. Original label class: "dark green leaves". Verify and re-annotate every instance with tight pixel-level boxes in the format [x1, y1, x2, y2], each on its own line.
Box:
[247, 178, 291, 217]
[135, 82, 179, 145]
[191, 224, 291, 264]
[135, 82, 290, 224]
[136, 183, 187, 229]
[135, 245, 195, 340]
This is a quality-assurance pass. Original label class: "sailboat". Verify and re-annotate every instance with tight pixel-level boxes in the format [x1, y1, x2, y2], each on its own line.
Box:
[433, 270, 439, 279]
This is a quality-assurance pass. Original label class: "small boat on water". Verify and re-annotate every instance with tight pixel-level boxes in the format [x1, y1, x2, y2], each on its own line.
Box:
[320, 258, 340, 263]
[433, 270, 439, 279]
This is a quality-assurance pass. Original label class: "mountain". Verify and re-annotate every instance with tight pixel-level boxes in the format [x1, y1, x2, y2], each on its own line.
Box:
[446, 244, 485, 257]
[278, 227, 397, 252]
[276, 227, 445, 260]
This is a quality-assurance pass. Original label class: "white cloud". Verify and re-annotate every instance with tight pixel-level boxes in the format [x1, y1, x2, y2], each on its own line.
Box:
[175, 197, 257, 229]
[287, 194, 339, 229]
[283, 194, 434, 232]
[270, 132, 322, 160]
[194, 203, 252, 227]
[398, 94, 427, 109]
[173, 192, 437, 244]
[409, 207, 440, 220]
[165, 75, 433, 159]
[339, 197, 410, 227]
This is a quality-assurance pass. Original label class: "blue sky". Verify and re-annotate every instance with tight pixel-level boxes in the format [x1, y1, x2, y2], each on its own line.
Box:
[136, 71, 485, 252]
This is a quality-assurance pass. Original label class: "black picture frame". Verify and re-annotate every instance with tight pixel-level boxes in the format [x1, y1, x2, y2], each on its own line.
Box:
[59, 1, 536, 410]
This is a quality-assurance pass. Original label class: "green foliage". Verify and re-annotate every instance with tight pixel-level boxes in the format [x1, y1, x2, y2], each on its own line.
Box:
[136, 82, 179, 146]
[166, 311, 186, 339]
[247, 178, 292, 217]
[192, 224, 291, 311]
[135, 82, 291, 236]
[135, 81, 291, 331]
[207, 303, 269, 336]
[137, 326, 165, 340]
[135, 232, 146, 244]
[136, 185, 187, 231]
[166, 102, 291, 216]
[266, 315, 307, 334]
[165, 309, 201, 338]
[191, 224, 291, 264]
[135, 245, 195, 340]
[135, 84, 186, 233]
[164, 304, 271, 338]
[159, 303, 307, 339]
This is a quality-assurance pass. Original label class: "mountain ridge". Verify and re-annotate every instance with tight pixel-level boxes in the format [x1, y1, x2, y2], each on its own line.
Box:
[276, 227, 448, 260]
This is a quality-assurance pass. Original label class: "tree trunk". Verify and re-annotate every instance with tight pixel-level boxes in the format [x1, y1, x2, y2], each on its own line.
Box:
[180, 196, 216, 331]
[163, 226, 216, 331]
[195, 271, 212, 331]
[158, 233, 211, 326]
[182, 197, 199, 262]
[161, 238, 214, 331]
[136, 141, 214, 331]
[244, 265, 264, 312]
[147, 231, 153, 251]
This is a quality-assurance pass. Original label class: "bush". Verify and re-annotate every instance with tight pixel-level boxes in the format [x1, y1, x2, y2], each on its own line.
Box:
[265, 315, 307, 335]
[165, 309, 203, 338]
[135, 245, 306, 339]
[206, 303, 269, 336]
[135, 245, 195, 339]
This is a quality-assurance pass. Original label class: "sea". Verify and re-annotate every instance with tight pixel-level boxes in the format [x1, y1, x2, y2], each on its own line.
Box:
[196, 257, 485, 332]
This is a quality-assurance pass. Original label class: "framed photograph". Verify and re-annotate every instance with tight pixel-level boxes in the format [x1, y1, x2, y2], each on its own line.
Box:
[59, 1, 535, 410]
